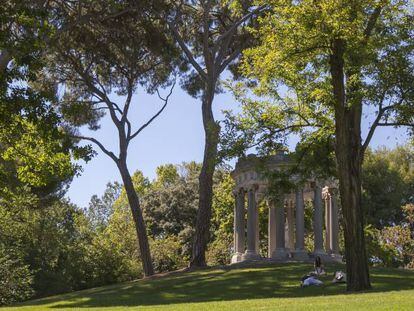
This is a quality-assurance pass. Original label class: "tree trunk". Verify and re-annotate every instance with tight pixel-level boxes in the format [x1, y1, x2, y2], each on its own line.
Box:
[330, 39, 371, 291]
[335, 112, 371, 291]
[190, 84, 220, 267]
[118, 161, 154, 276]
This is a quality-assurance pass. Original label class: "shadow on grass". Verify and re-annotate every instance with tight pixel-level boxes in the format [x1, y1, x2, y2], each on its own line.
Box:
[21, 263, 414, 309]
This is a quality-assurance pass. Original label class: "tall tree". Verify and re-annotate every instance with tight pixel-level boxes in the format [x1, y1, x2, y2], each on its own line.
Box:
[231, 0, 414, 290]
[0, 0, 82, 201]
[45, 1, 178, 276]
[165, 0, 265, 267]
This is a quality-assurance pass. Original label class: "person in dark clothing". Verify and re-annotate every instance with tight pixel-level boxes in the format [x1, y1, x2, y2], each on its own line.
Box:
[314, 256, 325, 275]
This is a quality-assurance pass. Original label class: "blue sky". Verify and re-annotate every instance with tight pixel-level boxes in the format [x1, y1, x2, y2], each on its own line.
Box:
[66, 85, 410, 208]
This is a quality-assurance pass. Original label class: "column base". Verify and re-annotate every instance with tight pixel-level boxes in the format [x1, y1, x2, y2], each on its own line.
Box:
[313, 249, 327, 256]
[271, 248, 289, 260]
[242, 250, 261, 261]
[313, 250, 339, 263]
[329, 253, 343, 262]
[231, 252, 244, 264]
[292, 249, 309, 261]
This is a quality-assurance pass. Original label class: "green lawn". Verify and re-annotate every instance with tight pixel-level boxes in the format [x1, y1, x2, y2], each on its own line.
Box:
[4, 263, 414, 310]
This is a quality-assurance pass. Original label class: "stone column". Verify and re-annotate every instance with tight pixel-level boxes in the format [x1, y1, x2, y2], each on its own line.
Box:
[313, 183, 325, 255]
[330, 190, 340, 255]
[293, 188, 307, 260]
[255, 197, 260, 254]
[287, 200, 295, 251]
[243, 185, 261, 260]
[268, 203, 276, 258]
[323, 187, 332, 254]
[272, 198, 288, 259]
[231, 189, 245, 263]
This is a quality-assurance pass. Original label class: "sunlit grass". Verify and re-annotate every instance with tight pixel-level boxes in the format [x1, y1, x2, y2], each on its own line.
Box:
[3, 263, 414, 310]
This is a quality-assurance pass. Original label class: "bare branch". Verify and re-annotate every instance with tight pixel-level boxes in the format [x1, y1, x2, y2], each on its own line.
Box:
[214, 28, 235, 68]
[362, 109, 385, 153]
[219, 46, 243, 73]
[126, 118, 132, 141]
[121, 82, 133, 124]
[129, 80, 176, 141]
[72, 135, 118, 163]
[362, 93, 407, 152]
[377, 122, 414, 127]
[61, 50, 122, 126]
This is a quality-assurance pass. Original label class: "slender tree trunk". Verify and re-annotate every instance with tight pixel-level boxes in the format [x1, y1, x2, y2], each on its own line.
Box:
[330, 39, 371, 291]
[118, 160, 154, 276]
[190, 83, 220, 267]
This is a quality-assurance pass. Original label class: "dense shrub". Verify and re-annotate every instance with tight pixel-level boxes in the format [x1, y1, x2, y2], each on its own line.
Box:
[206, 233, 232, 266]
[151, 237, 187, 272]
[366, 224, 414, 268]
[0, 246, 34, 305]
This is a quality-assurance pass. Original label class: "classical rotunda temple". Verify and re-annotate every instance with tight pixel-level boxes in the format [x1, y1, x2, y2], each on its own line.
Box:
[230, 153, 341, 263]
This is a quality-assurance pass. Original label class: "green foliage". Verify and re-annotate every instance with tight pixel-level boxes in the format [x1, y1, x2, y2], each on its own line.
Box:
[366, 224, 414, 268]
[106, 163, 235, 270]
[206, 233, 233, 266]
[362, 145, 414, 227]
[211, 169, 236, 237]
[0, 1, 91, 206]
[150, 237, 187, 272]
[223, 0, 414, 173]
[87, 182, 121, 230]
[0, 245, 34, 305]
[142, 163, 199, 259]
[169, 1, 257, 98]
[1, 118, 75, 188]
[154, 164, 180, 188]
[46, 0, 178, 132]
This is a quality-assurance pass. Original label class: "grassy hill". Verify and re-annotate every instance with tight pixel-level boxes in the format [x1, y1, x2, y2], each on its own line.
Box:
[3, 262, 414, 311]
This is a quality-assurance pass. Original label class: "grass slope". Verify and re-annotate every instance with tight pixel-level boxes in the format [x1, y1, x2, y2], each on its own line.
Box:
[3, 263, 414, 311]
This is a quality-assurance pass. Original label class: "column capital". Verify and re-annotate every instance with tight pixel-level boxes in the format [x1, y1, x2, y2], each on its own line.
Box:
[233, 187, 245, 196]
[246, 183, 259, 192]
[322, 186, 338, 199]
[322, 186, 330, 200]
[310, 180, 324, 189]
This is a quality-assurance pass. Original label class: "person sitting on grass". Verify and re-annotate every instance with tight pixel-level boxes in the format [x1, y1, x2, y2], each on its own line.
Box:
[314, 256, 326, 275]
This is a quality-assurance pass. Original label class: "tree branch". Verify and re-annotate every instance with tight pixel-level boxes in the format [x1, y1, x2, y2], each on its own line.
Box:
[202, 1, 213, 71]
[215, 5, 267, 44]
[362, 108, 385, 153]
[167, 22, 208, 81]
[363, 5, 383, 42]
[72, 135, 118, 163]
[219, 46, 243, 73]
[62, 50, 122, 126]
[377, 122, 414, 127]
[121, 82, 133, 124]
[129, 80, 176, 141]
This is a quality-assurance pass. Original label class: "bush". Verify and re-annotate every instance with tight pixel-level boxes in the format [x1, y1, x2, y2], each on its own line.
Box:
[206, 233, 232, 266]
[0, 247, 34, 305]
[151, 237, 187, 273]
[366, 224, 414, 268]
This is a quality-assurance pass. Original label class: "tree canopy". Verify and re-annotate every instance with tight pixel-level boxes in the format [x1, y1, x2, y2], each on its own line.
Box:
[221, 0, 414, 290]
